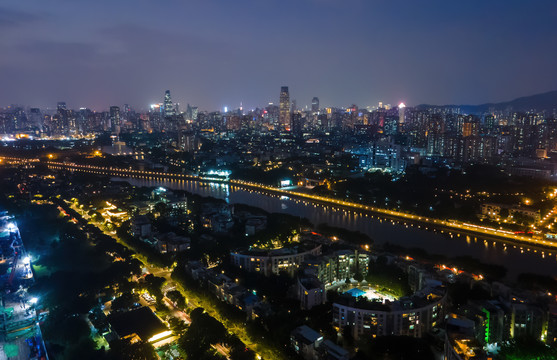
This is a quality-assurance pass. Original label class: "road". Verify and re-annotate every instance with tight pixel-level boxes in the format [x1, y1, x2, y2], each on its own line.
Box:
[64, 201, 270, 359]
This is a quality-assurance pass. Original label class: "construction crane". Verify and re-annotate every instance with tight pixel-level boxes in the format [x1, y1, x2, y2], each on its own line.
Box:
[7, 251, 19, 287]
[7, 226, 20, 287]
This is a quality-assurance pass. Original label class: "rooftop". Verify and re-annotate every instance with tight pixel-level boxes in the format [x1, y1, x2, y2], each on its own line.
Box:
[291, 325, 323, 345]
[107, 306, 168, 342]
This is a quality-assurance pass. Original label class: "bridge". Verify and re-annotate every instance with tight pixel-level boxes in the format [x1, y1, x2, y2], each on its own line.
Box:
[2, 156, 557, 250]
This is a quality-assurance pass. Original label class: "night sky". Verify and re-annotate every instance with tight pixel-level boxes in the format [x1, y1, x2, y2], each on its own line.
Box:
[1, 0, 556, 111]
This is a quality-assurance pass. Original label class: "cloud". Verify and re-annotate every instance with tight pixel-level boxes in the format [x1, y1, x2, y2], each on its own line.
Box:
[0, 6, 43, 29]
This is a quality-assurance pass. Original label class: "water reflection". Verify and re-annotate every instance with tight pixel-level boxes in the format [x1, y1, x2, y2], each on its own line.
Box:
[116, 177, 557, 278]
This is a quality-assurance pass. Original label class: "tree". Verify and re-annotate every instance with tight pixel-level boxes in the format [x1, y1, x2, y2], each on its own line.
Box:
[179, 332, 211, 359]
[107, 339, 158, 360]
[512, 212, 535, 226]
[179, 307, 228, 359]
[154, 202, 168, 216]
[91, 212, 103, 222]
[142, 274, 166, 301]
[230, 346, 256, 360]
[227, 334, 256, 360]
[168, 317, 188, 335]
[61, 338, 104, 360]
[111, 292, 138, 312]
[499, 336, 557, 360]
[166, 290, 186, 309]
[42, 310, 91, 346]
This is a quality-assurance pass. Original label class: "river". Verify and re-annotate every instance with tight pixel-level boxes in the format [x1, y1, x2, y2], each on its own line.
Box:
[115, 177, 557, 280]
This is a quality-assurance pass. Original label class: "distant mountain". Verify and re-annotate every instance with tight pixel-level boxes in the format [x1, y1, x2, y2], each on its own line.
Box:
[416, 90, 557, 114]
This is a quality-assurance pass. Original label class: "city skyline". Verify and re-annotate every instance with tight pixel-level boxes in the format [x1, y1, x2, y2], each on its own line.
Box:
[3, 87, 557, 114]
[1, 1, 556, 110]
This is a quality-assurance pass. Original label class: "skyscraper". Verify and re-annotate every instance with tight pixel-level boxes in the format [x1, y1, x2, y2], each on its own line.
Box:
[311, 97, 319, 113]
[55, 102, 69, 134]
[398, 102, 406, 133]
[29, 108, 42, 130]
[57, 102, 67, 112]
[110, 106, 120, 134]
[279, 86, 291, 131]
[164, 90, 175, 118]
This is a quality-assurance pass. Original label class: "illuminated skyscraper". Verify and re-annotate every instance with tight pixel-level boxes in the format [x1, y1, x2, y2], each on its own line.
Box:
[311, 97, 319, 113]
[164, 90, 175, 118]
[398, 103, 405, 124]
[398, 102, 406, 133]
[279, 86, 291, 131]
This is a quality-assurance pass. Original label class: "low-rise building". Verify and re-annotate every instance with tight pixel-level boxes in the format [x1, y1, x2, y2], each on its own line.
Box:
[318, 340, 349, 360]
[333, 286, 447, 339]
[444, 316, 488, 360]
[302, 250, 369, 286]
[408, 264, 430, 292]
[290, 326, 349, 360]
[291, 325, 324, 360]
[131, 215, 151, 238]
[231, 242, 322, 276]
[201, 202, 234, 233]
[298, 276, 326, 310]
[155, 232, 190, 253]
[477, 300, 510, 345]
[510, 302, 545, 339]
[480, 203, 540, 222]
[107, 307, 172, 346]
[245, 216, 267, 236]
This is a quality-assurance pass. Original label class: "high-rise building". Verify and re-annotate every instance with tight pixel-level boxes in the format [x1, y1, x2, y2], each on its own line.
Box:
[123, 104, 131, 122]
[279, 86, 291, 131]
[462, 117, 479, 137]
[57, 102, 67, 112]
[398, 102, 406, 132]
[55, 102, 69, 135]
[164, 90, 174, 118]
[29, 108, 42, 130]
[426, 115, 445, 156]
[110, 106, 120, 134]
[291, 113, 303, 136]
[311, 97, 319, 113]
[77, 108, 92, 133]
